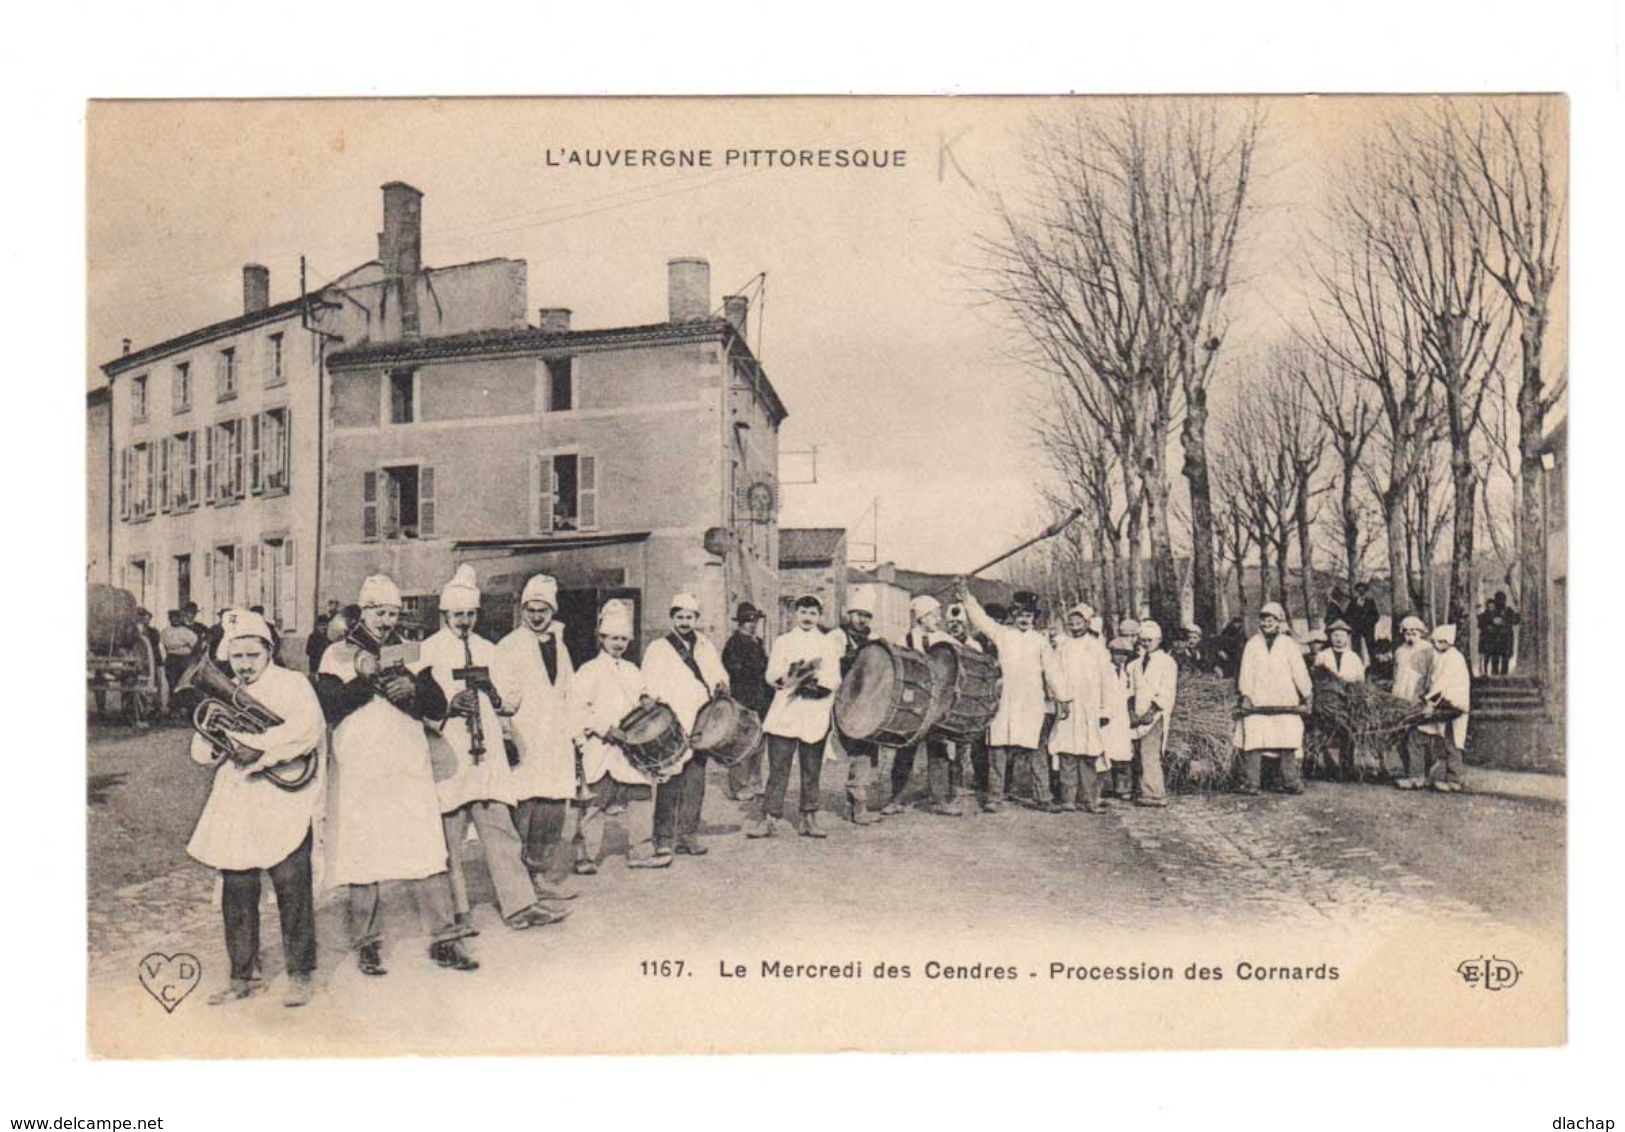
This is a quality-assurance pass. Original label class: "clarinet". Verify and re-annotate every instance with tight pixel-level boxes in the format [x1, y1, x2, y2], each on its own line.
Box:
[455, 629, 487, 765]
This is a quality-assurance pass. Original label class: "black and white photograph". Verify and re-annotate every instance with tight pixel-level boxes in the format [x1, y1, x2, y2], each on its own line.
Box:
[83, 93, 1567, 1057]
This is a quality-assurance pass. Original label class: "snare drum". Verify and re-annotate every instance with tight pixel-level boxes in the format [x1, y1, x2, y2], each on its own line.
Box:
[834, 640, 941, 748]
[612, 700, 690, 782]
[927, 642, 1003, 741]
[690, 694, 764, 767]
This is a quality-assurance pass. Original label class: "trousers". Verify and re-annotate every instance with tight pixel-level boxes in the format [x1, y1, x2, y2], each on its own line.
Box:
[443, 801, 537, 921]
[654, 751, 709, 847]
[727, 741, 764, 798]
[1056, 755, 1105, 810]
[515, 796, 573, 883]
[220, 829, 315, 981]
[1423, 732, 1466, 786]
[890, 737, 955, 805]
[1240, 749, 1302, 792]
[1132, 716, 1168, 803]
[845, 738, 879, 804]
[346, 874, 465, 951]
[764, 734, 825, 817]
[986, 746, 1043, 802]
[579, 775, 654, 862]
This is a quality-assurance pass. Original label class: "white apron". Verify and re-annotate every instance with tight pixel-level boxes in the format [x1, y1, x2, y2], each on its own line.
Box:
[1316, 648, 1367, 683]
[1100, 665, 1134, 764]
[1049, 635, 1111, 758]
[186, 664, 324, 872]
[420, 628, 518, 813]
[1235, 633, 1313, 755]
[643, 632, 729, 732]
[762, 627, 844, 743]
[1419, 646, 1471, 748]
[1391, 643, 1433, 702]
[495, 622, 576, 801]
[319, 639, 449, 887]
[571, 652, 655, 786]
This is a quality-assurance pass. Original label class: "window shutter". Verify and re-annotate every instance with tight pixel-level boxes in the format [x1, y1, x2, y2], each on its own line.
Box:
[118, 449, 129, 519]
[186, 432, 199, 506]
[578, 454, 598, 530]
[362, 471, 378, 541]
[277, 539, 297, 631]
[203, 427, 216, 502]
[158, 438, 171, 512]
[202, 552, 212, 580]
[534, 454, 554, 534]
[280, 414, 292, 491]
[142, 445, 155, 515]
[419, 466, 436, 537]
[233, 419, 246, 498]
[250, 414, 263, 494]
[234, 544, 246, 606]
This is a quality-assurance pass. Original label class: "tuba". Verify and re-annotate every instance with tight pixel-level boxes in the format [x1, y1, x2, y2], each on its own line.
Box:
[176, 656, 317, 791]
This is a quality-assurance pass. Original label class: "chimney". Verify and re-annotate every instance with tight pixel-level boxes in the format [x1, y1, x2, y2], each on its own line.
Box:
[242, 264, 270, 314]
[380, 181, 424, 338]
[121, 338, 132, 356]
[722, 294, 749, 335]
[667, 257, 710, 323]
[538, 308, 572, 333]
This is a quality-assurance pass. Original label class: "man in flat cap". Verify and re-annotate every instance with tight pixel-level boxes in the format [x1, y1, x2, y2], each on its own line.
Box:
[751, 594, 844, 839]
[1234, 601, 1312, 796]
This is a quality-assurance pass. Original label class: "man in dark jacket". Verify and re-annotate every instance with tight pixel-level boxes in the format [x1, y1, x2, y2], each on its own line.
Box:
[836, 596, 885, 824]
[722, 603, 771, 801]
[1346, 583, 1381, 662]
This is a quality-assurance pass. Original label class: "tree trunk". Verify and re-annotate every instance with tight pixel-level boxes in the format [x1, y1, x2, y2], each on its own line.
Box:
[1182, 388, 1220, 635]
[1257, 542, 1270, 602]
[1124, 475, 1145, 619]
[1275, 538, 1291, 622]
[1448, 450, 1477, 630]
[1295, 479, 1316, 628]
[1516, 317, 1548, 682]
[1340, 463, 1360, 590]
[1143, 458, 1181, 631]
[1234, 554, 1248, 621]
[1384, 490, 1407, 620]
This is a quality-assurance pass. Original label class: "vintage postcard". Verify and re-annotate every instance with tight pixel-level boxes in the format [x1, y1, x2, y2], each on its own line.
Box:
[85, 95, 1566, 1056]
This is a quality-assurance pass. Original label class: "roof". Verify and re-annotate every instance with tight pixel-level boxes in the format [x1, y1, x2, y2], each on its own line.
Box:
[327, 317, 788, 425]
[779, 528, 846, 566]
[101, 295, 334, 378]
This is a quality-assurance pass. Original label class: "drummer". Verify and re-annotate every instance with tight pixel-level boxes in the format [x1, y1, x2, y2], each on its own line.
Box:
[643, 592, 729, 857]
[945, 603, 985, 799]
[568, 600, 667, 871]
[885, 595, 962, 816]
[838, 595, 884, 826]
[750, 594, 844, 840]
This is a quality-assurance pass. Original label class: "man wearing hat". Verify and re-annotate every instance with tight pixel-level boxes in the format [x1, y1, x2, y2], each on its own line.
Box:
[1101, 635, 1137, 795]
[956, 581, 1066, 813]
[494, 573, 579, 900]
[570, 600, 666, 867]
[722, 602, 771, 802]
[751, 594, 844, 838]
[1234, 601, 1313, 796]
[316, 574, 478, 976]
[1407, 623, 1471, 792]
[837, 594, 885, 824]
[1050, 602, 1113, 812]
[645, 592, 730, 856]
[422, 565, 565, 933]
[887, 594, 963, 816]
[187, 609, 324, 1007]
[1130, 621, 1178, 807]
[1317, 620, 1366, 683]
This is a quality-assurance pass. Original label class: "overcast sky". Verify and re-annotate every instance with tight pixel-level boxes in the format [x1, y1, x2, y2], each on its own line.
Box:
[87, 96, 1565, 575]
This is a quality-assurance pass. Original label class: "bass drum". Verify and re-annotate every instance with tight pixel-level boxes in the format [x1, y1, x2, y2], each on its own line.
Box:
[834, 640, 943, 748]
[690, 694, 764, 767]
[613, 700, 690, 783]
[927, 642, 1003, 742]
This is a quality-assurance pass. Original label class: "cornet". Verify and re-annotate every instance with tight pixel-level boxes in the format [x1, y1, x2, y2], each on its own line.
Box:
[176, 656, 316, 791]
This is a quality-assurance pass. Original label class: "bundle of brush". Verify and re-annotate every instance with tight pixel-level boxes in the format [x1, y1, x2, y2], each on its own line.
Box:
[1305, 669, 1424, 781]
[1162, 674, 1240, 793]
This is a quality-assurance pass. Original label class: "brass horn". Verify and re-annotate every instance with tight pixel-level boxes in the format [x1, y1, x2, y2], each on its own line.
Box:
[176, 656, 316, 791]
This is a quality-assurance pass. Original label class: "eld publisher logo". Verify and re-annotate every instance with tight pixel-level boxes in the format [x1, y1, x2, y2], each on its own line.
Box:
[1457, 955, 1521, 991]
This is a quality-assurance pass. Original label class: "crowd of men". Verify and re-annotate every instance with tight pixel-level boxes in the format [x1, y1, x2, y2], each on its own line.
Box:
[176, 566, 1476, 1009]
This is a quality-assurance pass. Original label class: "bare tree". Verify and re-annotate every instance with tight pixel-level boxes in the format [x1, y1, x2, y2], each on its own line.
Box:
[1303, 345, 1381, 590]
[980, 102, 1260, 634]
[1450, 99, 1566, 678]
[1260, 349, 1330, 627]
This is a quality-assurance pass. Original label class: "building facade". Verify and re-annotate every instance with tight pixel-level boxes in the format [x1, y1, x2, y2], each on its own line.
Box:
[97, 182, 526, 661]
[321, 257, 786, 662]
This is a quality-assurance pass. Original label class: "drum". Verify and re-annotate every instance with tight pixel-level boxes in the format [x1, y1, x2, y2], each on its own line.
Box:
[834, 640, 942, 747]
[612, 701, 689, 782]
[927, 642, 1003, 742]
[690, 694, 764, 767]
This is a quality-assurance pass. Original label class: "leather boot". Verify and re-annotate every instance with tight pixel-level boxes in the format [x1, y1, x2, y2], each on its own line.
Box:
[356, 943, 387, 977]
[849, 793, 880, 825]
[430, 940, 480, 971]
[798, 811, 828, 838]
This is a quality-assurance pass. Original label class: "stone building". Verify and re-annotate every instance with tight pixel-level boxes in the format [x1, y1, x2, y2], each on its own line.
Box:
[321, 256, 786, 662]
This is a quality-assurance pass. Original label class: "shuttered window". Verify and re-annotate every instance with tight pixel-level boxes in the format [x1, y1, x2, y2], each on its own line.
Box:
[419, 466, 436, 538]
[533, 451, 599, 534]
[362, 471, 379, 541]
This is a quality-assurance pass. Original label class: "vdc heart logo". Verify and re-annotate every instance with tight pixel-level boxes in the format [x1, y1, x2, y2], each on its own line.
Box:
[139, 952, 202, 1013]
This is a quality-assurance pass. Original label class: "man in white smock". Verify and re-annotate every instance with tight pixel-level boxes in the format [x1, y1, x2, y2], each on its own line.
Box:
[316, 574, 478, 976]
[1389, 615, 1435, 787]
[644, 591, 729, 856]
[569, 600, 667, 869]
[493, 572, 577, 899]
[187, 609, 324, 1008]
[1410, 622, 1471, 793]
[1050, 602, 1112, 813]
[1129, 621, 1178, 807]
[887, 594, 964, 816]
[749, 594, 845, 839]
[956, 582, 1067, 813]
[1233, 601, 1313, 796]
[423, 565, 565, 932]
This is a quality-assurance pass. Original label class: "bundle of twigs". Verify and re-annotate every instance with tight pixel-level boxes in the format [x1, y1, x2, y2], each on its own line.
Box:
[1305, 670, 1424, 780]
[1163, 674, 1240, 794]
